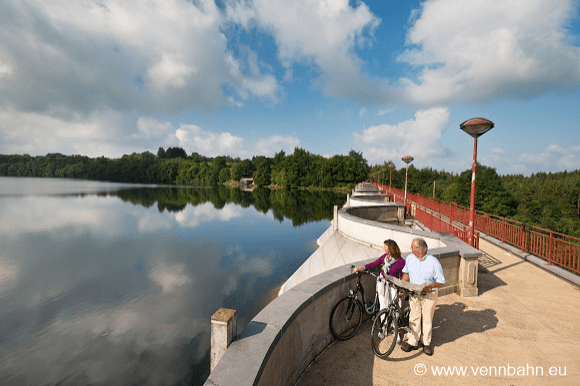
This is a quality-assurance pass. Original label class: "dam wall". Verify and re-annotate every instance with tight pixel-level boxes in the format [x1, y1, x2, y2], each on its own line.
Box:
[204, 185, 481, 385]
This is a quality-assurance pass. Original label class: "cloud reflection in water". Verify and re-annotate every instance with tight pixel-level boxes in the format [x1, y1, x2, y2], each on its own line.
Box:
[0, 189, 294, 385]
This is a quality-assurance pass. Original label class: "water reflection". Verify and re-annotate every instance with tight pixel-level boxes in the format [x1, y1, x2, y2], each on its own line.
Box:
[0, 178, 345, 385]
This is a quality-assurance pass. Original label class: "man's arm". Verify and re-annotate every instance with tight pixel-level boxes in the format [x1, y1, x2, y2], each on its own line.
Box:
[422, 281, 444, 293]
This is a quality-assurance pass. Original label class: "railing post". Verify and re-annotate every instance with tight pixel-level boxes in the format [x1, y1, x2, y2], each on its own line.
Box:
[211, 308, 237, 372]
[547, 231, 553, 265]
[521, 224, 526, 253]
[501, 218, 506, 243]
[485, 214, 490, 236]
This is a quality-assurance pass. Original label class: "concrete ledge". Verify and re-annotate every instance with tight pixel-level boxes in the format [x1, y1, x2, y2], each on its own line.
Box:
[337, 206, 446, 251]
[204, 263, 376, 386]
[206, 252, 468, 386]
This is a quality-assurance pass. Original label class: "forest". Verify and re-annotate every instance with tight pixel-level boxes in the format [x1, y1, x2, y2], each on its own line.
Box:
[1, 148, 579, 237]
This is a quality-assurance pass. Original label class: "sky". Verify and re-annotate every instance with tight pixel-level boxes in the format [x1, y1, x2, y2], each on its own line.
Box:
[1, 0, 579, 176]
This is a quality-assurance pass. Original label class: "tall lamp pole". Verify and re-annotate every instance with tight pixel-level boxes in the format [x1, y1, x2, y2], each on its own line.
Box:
[389, 163, 395, 189]
[402, 155, 414, 208]
[382, 168, 385, 188]
[459, 118, 494, 247]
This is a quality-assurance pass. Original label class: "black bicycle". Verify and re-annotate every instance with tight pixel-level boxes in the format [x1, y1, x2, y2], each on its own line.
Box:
[329, 266, 381, 340]
[370, 275, 426, 358]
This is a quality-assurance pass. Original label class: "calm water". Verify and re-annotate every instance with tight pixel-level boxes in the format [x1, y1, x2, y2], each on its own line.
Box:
[0, 177, 346, 386]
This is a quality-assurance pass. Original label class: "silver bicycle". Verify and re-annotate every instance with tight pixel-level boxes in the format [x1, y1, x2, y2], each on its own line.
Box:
[370, 275, 426, 358]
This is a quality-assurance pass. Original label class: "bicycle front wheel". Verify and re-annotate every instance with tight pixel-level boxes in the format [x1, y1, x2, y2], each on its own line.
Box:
[371, 308, 399, 358]
[329, 296, 363, 340]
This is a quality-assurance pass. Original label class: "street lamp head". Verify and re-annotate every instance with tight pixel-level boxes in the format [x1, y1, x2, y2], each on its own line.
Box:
[459, 118, 494, 138]
[402, 155, 414, 164]
[388, 163, 395, 170]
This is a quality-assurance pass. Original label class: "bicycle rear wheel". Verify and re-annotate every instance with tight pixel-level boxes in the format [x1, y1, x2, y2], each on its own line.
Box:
[329, 296, 363, 340]
[371, 308, 398, 358]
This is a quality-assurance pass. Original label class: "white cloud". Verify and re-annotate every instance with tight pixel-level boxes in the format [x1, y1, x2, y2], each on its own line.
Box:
[0, 0, 280, 134]
[517, 144, 580, 173]
[395, 0, 580, 105]
[162, 122, 299, 158]
[135, 117, 172, 139]
[227, 0, 383, 101]
[353, 107, 451, 165]
[0, 108, 152, 157]
[175, 124, 247, 157]
[485, 143, 580, 175]
[254, 135, 300, 156]
[148, 52, 197, 93]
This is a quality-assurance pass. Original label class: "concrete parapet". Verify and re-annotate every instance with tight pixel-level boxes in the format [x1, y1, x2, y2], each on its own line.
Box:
[204, 264, 375, 386]
[344, 204, 405, 224]
[349, 194, 391, 207]
[279, 202, 482, 297]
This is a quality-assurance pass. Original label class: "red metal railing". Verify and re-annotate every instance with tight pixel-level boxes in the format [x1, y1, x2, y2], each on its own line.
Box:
[372, 183, 580, 274]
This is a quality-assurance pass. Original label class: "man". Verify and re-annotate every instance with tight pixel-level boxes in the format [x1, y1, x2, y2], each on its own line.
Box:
[400, 237, 445, 356]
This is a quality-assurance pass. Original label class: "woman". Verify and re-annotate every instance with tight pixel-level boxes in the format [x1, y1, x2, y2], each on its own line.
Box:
[354, 239, 405, 311]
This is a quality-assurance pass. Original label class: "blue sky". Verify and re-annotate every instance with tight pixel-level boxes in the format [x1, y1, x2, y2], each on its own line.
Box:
[1, 0, 579, 175]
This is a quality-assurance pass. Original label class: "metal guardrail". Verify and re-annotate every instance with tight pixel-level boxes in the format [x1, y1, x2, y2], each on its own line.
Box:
[373, 183, 580, 275]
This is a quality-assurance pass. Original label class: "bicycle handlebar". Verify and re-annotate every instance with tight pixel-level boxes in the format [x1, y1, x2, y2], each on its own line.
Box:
[350, 265, 426, 295]
[351, 265, 379, 277]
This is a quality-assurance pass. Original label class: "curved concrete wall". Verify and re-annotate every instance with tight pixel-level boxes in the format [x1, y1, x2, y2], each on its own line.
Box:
[337, 206, 446, 250]
[206, 186, 482, 385]
[205, 243, 476, 386]
[205, 263, 376, 386]
[349, 194, 391, 206]
[278, 205, 459, 295]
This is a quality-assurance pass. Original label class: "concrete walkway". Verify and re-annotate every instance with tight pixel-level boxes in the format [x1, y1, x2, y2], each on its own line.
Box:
[296, 238, 580, 386]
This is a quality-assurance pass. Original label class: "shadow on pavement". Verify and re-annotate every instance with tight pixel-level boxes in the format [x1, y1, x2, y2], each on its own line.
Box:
[432, 302, 498, 347]
[476, 269, 508, 295]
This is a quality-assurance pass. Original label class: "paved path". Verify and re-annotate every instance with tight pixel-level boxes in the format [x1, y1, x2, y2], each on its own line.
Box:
[296, 238, 580, 386]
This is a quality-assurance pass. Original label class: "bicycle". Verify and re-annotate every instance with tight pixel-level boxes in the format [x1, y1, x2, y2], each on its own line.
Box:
[370, 275, 426, 358]
[329, 266, 381, 340]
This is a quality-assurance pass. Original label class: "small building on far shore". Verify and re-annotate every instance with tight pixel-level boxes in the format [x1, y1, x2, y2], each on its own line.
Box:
[240, 177, 254, 192]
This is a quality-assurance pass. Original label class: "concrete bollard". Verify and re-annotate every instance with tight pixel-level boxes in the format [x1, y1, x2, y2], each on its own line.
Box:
[210, 308, 237, 372]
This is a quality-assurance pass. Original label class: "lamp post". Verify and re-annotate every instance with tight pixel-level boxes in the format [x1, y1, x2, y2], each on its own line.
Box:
[459, 117, 494, 247]
[382, 168, 385, 188]
[402, 155, 414, 208]
[389, 163, 395, 189]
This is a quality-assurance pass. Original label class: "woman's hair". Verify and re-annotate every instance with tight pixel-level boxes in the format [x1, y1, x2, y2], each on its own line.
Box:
[383, 239, 402, 260]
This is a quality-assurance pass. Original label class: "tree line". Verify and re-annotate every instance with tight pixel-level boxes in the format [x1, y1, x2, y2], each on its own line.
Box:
[369, 162, 580, 238]
[0, 148, 369, 189]
[1, 149, 578, 237]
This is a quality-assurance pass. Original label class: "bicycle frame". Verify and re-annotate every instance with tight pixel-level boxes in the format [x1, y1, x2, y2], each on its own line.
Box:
[370, 275, 425, 358]
[385, 277, 424, 330]
[351, 269, 380, 315]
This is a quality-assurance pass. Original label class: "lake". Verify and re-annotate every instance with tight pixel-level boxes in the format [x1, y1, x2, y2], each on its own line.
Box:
[0, 177, 346, 386]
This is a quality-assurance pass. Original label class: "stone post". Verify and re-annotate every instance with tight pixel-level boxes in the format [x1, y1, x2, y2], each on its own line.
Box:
[458, 255, 479, 297]
[397, 206, 405, 223]
[210, 308, 237, 372]
[333, 205, 338, 231]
